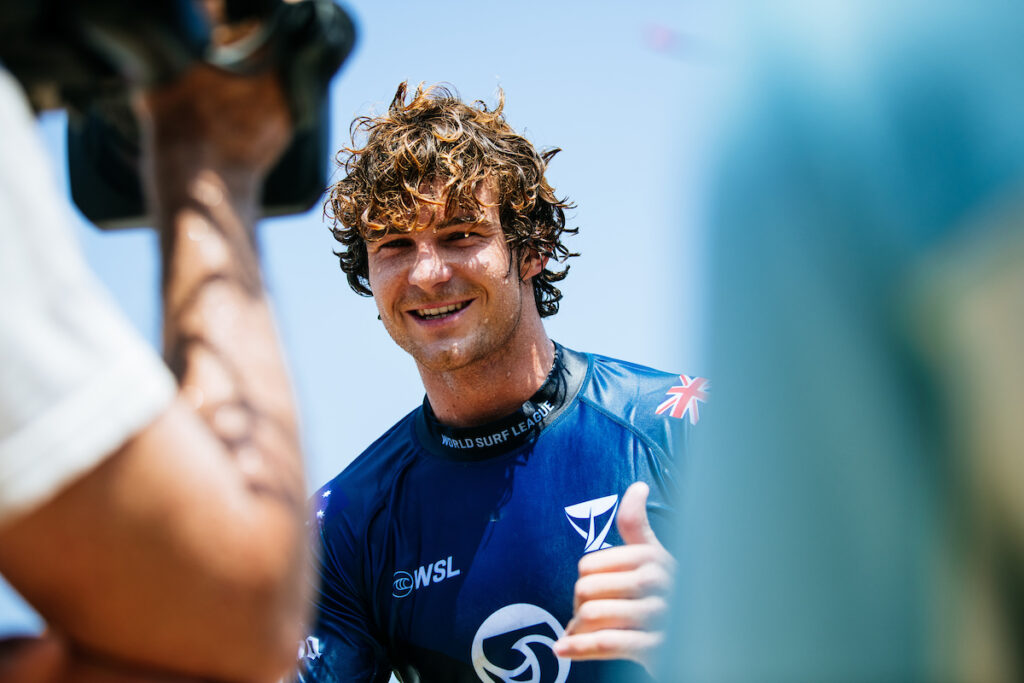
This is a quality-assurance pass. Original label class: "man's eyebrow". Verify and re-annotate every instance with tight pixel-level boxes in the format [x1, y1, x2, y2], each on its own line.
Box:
[365, 225, 413, 241]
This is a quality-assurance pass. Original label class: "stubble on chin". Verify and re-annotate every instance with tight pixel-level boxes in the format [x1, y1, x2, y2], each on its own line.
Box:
[405, 337, 476, 374]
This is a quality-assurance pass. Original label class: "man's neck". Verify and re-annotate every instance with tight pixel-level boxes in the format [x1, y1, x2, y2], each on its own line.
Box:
[418, 329, 555, 429]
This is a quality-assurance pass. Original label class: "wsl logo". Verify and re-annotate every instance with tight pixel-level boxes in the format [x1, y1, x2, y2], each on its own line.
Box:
[392, 555, 461, 598]
[471, 603, 570, 683]
[564, 494, 619, 553]
[392, 571, 414, 598]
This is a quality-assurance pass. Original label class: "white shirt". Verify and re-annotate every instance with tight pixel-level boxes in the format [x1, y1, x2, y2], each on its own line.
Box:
[0, 68, 175, 526]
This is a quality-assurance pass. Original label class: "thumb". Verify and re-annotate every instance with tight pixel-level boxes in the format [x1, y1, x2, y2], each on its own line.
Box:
[616, 481, 662, 547]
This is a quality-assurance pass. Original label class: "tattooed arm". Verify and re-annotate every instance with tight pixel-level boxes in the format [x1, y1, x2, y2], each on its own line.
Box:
[0, 62, 307, 683]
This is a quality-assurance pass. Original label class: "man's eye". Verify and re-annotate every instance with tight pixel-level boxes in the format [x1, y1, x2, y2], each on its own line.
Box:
[377, 238, 413, 250]
[447, 231, 478, 242]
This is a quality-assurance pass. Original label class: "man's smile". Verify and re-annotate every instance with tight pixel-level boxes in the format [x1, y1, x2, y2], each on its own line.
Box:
[408, 299, 473, 321]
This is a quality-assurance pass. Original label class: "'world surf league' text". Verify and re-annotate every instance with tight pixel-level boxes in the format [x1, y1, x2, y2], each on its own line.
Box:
[440, 401, 553, 449]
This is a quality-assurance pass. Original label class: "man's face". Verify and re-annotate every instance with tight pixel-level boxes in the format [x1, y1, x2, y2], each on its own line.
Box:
[366, 181, 542, 373]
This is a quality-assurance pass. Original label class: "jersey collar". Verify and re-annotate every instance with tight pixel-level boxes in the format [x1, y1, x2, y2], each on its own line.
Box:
[415, 342, 588, 461]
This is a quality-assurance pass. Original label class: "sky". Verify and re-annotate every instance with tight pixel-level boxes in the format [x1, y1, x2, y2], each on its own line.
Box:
[1, 0, 727, 635]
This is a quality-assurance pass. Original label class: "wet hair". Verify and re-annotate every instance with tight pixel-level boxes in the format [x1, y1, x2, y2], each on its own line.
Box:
[325, 81, 578, 317]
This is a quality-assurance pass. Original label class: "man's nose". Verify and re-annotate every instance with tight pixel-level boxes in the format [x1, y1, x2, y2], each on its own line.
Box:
[408, 241, 452, 289]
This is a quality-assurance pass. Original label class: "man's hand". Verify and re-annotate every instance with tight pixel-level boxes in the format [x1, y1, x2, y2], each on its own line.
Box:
[135, 61, 291, 182]
[553, 482, 674, 674]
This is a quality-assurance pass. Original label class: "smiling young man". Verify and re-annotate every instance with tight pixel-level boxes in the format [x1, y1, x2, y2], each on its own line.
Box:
[297, 83, 706, 683]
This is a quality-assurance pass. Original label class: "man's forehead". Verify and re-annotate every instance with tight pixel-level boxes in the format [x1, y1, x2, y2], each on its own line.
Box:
[362, 190, 495, 240]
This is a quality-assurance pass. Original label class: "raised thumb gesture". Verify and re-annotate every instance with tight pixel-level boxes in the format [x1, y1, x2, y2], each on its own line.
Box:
[616, 481, 664, 548]
[553, 482, 675, 674]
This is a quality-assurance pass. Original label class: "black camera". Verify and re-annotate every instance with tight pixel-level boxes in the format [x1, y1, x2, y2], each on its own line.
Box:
[0, 0, 356, 228]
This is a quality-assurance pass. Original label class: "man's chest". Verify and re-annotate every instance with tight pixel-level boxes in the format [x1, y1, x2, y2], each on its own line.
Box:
[366, 430, 662, 682]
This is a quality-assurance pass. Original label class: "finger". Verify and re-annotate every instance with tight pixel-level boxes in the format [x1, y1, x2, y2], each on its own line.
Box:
[564, 597, 667, 635]
[553, 629, 664, 664]
[577, 544, 671, 577]
[616, 482, 663, 549]
[573, 565, 673, 612]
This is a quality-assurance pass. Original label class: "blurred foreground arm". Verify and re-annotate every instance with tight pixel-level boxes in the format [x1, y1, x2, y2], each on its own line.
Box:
[0, 62, 308, 682]
[0, 635, 204, 683]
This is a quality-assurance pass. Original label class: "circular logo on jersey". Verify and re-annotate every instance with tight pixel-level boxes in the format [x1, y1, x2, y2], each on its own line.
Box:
[392, 570, 414, 598]
[471, 603, 570, 683]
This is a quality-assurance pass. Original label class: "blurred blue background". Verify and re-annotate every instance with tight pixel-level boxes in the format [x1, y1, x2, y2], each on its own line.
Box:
[1, 0, 726, 635]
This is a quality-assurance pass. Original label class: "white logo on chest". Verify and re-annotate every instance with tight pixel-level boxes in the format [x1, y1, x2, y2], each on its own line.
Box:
[297, 635, 322, 661]
[564, 494, 619, 553]
[471, 603, 570, 683]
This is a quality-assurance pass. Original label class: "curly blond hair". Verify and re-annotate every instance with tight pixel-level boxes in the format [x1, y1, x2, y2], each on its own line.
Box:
[325, 82, 577, 317]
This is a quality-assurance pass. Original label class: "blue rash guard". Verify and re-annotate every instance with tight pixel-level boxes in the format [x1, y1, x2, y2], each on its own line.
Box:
[297, 343, 704, 683]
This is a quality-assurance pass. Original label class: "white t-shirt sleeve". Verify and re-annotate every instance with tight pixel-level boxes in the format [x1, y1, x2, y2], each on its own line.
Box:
[0, 69, 176, 526]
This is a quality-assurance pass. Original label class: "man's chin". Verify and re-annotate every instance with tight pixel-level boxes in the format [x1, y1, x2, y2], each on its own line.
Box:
[408, 339, 482, 373]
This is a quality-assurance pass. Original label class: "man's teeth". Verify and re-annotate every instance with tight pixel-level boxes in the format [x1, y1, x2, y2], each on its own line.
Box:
[416, 302, 466, 319]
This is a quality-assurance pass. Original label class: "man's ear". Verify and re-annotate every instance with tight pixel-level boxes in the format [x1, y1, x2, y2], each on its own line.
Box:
[519, 251, 547, 280]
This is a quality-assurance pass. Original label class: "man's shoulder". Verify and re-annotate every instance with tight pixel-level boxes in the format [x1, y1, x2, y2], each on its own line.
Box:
[574, 347, 704, 408]
[309, 406, 422, 530]
[587, 350, 685, 384]
[569, 346, 709, 446]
